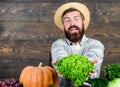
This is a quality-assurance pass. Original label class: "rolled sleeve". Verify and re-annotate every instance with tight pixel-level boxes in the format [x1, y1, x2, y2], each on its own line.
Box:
[85, 40, 104, 62]
[84, 40, 104, 78]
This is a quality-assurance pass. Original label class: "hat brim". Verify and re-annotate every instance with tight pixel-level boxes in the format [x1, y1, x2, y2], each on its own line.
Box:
[54, 2, 90, 31]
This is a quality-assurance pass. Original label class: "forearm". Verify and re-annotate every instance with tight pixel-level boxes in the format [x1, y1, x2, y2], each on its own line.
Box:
[51, 42, 68, 62]
[84, 41, 104, 78]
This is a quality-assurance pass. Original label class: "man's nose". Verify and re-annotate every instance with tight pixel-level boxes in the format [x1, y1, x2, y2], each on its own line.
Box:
[70, 20, 75, 26]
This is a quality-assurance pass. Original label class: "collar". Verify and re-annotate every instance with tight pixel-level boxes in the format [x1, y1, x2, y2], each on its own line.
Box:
[64, 34, 88, 46]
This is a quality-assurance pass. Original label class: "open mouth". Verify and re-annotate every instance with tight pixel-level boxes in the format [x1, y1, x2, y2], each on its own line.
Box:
[69, 28, 78, 34]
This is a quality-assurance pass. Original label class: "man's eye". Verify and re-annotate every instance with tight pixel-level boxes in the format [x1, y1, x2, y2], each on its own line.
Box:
[74, 18, 79, 20]
[74, 16, 80, 20]
[64, 19, 70, 22]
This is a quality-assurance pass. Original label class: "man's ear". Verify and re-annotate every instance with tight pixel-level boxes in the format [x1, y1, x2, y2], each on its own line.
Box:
[62, 24, 64, 28]
[62, 23, 64, 30]
[83, 20, 86, 29]
[83, 20, 85, 25]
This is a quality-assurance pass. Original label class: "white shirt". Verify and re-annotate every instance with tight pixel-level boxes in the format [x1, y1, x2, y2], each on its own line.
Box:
[51, 34, 104, 85]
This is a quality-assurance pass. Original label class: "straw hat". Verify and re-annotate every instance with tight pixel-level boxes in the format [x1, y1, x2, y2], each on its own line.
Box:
[54, 2, 90, 31]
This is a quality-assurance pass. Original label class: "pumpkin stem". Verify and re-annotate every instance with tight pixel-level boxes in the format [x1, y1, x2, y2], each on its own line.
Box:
[38, 62, 42, 67]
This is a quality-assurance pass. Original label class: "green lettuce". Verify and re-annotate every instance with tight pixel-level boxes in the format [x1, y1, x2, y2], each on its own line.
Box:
[55, 54, 94, 87]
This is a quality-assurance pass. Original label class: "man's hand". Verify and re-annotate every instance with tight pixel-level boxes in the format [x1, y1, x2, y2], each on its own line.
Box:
[90, 59, 98, 64]
[52, 61, 57, 65]
[88, 69, 95, 76]
[88, 58, 99, 76]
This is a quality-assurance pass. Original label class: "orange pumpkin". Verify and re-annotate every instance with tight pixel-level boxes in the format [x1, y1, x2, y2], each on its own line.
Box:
[19, 63, 58, 87]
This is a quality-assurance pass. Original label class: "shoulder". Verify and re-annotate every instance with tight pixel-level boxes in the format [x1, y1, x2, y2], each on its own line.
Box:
[87, 37, 104, 48]
[54, 39, 64, 43]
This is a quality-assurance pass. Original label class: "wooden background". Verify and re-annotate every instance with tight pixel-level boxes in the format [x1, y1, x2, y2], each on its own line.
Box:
[0, 0, 120, 80]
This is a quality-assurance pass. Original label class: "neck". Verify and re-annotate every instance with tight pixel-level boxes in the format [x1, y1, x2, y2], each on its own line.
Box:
[73, 40, 81, 44]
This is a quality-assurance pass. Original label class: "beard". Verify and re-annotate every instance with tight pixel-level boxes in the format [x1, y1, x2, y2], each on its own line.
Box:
[64, 24, 85, 42]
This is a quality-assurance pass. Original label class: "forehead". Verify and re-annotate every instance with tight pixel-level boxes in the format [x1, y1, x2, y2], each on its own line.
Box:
[63, 11, 83, 20]
[63, 11, 80, 17]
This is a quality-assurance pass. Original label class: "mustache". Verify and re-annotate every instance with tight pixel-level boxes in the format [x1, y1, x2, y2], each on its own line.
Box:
[68, 25, 79, 30]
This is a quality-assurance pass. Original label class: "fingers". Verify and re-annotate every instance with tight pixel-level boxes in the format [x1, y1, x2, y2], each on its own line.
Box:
[52, 61, 56, 64]
[92, 69, 95, 73]
[88, 69, 95, 76]
[90, 59, 98, 63]
[52, 62, 63, 77]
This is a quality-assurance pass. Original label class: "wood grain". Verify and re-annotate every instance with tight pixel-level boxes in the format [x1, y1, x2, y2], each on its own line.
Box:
[0, 1, 119, 79]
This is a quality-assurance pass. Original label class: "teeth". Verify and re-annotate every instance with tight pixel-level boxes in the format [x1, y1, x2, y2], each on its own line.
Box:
[71, 28, 76, 31]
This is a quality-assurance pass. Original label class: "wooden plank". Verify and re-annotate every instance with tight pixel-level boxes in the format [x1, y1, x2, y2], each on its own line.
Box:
[86, 23, 120, 40]
[0, 2, 119, 23]
[0, 22, 119, 40]
[0, 22, 62, 41]
[93, 3, 120, 23]
[0, 0, 120, 3]
[0, 57, 51, 80]
[0, 40, 52, 80]
[0, 2, 55, 23]
[0, 1, 119, 80]
[0, 40, 51, 55]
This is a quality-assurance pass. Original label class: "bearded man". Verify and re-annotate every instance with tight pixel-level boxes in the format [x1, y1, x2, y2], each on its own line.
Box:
[51, 2, 104, 86]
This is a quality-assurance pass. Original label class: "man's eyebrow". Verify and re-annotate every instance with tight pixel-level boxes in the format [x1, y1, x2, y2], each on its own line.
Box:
[63, 17, 70, 21]
[74, 15, 80, 18]
[64, 15, 79, 19]
[64, 17, 70, 19]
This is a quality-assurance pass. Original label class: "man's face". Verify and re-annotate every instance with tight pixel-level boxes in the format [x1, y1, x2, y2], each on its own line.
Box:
[62, 11, 85, 42]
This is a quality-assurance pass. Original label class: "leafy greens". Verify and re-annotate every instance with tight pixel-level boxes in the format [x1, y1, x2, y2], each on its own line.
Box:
[55, 54, 94, 87]
[104, 63, 120, 80]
